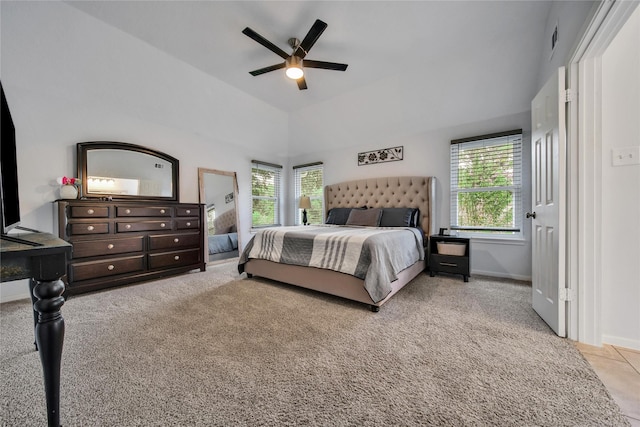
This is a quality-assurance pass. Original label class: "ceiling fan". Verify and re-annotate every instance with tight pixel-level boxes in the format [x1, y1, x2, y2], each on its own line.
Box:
[242, 19, 348, 90]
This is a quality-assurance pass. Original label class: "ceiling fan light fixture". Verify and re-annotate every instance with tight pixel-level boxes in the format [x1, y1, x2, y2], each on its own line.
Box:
[285, 56, 304, 80]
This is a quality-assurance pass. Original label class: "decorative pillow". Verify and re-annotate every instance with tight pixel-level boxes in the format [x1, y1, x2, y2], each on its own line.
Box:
[326, 207, 366, 225]
[346, 208, 382, 227]
[411, 208, 421, 228]
[379, 207, 420, 227]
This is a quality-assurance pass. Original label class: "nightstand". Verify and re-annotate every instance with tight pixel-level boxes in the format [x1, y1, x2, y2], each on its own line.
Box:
[429, 235, 471, 282]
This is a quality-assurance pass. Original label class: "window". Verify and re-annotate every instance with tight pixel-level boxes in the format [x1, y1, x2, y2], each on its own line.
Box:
[206, 205, 216, 235]
[251, 160, 282, 228]
[450, 130, 523, 239]
[293, 162, 324, 225]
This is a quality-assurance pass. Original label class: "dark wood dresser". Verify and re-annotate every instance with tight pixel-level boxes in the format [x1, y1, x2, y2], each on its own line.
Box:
[57, 200, 206, 296]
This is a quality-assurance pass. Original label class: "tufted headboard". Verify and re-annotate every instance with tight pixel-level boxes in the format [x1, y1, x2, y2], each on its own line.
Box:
[213, 208, 236, 235]
[324, 176, 436, 237]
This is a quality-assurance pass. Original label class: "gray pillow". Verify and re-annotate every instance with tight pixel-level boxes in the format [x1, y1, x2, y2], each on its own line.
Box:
[346, 208, 382, 227]
[326, 207, 365, 225]
[379, 208, 420, 227]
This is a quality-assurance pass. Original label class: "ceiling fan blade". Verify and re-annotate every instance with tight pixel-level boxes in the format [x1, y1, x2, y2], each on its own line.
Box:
[294, 19, 327, 58]
[296, 77, 308, 90]
[303, 60, 348, 71]
[242, 27, 289, 60]
[249, 62, 286, 76]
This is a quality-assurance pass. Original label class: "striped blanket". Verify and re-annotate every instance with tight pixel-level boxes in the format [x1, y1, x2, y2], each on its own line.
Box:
[238, 225, 424, 303]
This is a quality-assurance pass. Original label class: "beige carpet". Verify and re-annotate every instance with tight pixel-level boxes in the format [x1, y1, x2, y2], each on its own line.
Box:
[0, 262, 629, 426]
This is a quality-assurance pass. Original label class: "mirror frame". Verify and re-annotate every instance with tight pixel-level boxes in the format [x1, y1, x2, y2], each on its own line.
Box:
[77, 141, 179, 201]
[198, 167, 240, 257]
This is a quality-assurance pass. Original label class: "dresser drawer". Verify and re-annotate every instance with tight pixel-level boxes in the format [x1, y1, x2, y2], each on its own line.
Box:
[149, 233, 200, 251]
[70, 255, 145, 281]
[148, 248, 201, 270]
[69, 206, 110, 218]
[69, 222, 110, 235]
[176, 218, 200, 230]
[176, 206, 199, 217]
[116, 206, 171, 217]
[72, 236, 144, 258]
[117, 220, 172, 233]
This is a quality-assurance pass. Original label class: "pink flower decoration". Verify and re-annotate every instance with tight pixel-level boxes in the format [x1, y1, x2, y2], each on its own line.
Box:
[57, 176, 81, 186]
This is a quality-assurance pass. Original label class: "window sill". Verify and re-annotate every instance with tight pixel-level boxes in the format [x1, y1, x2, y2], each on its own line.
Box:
[460, 234, 527, 245]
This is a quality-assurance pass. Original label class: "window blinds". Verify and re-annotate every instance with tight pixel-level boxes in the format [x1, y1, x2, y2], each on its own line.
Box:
[450, 130, 523, 234]
[251, 160, 282, 228]
[293, 162, 324, 225]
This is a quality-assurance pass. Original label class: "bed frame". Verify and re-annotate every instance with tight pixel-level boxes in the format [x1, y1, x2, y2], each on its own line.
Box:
[244, 176, 436, 311]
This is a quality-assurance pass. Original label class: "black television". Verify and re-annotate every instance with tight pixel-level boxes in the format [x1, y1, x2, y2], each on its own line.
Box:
[1, 81, 21, 235]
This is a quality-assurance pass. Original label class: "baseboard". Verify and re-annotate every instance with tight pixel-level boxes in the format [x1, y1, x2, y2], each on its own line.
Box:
[470, 269, 532, 282]
[602, 335, 640, 352]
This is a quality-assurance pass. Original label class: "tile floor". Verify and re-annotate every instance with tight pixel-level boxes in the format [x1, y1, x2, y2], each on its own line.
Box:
[575, 343, 640, 426]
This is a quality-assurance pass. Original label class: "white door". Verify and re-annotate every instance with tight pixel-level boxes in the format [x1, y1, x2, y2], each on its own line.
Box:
[530, 67, 567, 337]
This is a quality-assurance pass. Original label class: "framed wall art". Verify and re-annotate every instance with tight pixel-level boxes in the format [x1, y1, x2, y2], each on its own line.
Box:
[357, 146, 403, 166]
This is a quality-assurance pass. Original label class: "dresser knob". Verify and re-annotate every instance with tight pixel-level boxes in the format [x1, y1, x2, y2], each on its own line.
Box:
[107, 244, 114, 249]
[87, 225, 94, 231]
[174, 238, 179, 243]
[174, 255, 180, 261]
[186, 222, 191, 227]
[160, 209, 166, 214]
[87, 209, 94, 214]
[161, 223, 166, 228]
[125, 224, 131, 229]
[107, 265, 115, 271]
[125, 209, 131, 214]
[186, 209, 191, 214]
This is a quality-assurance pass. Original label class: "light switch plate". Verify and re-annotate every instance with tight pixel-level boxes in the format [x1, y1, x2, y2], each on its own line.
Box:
[612, 146, 640, 166]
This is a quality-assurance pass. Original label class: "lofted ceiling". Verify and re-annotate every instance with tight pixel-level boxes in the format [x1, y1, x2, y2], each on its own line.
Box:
[65, 1, 553, 116]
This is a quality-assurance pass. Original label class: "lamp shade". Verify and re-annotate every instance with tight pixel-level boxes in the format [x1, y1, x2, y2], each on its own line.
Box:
[285, 56, 304, 80]
[299, 196, 311, 209]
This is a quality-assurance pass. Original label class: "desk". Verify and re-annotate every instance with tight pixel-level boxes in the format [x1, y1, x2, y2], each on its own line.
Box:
[1, 231, 72, 427]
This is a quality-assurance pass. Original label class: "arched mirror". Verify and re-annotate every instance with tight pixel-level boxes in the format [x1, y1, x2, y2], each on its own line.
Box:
[77, 141, 178, 200]
[198, 168, 240, 263]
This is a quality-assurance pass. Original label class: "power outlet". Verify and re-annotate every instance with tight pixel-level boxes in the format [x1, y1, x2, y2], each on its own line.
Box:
[612, 146, 640, 166]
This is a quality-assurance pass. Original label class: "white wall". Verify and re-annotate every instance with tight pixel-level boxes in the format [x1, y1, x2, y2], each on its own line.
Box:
[536, 1, 597, 88]
[0, 2, 288, 301]
[600, 6, 640, 349]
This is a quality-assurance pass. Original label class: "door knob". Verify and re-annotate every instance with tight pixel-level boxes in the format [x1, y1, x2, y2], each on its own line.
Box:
[526, 212, 537, 219]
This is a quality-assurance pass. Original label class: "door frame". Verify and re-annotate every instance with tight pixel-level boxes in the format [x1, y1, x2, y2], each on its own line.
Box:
[566, 0, 638, 345]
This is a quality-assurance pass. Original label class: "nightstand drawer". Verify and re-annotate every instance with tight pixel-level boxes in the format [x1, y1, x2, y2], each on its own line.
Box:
[431, 254, 469, 274]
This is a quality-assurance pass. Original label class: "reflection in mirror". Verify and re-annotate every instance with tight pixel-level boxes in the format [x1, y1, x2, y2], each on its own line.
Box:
[77, 141, 178, 200]
[198, 168, 240, 263]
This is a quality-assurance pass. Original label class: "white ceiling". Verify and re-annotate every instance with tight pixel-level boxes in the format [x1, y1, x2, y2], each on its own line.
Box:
[65, 1, 553, 115]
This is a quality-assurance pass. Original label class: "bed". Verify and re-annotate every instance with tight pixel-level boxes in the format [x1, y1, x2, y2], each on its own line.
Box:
[238, 176, 436, 311]
[208, 208, 239, 261]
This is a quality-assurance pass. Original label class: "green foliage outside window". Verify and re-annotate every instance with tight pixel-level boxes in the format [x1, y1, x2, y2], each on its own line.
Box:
[252, 167, 280, 227]
[207, 207, 216, 235]
[298, 168, 323, 225]
[456, 143, 515, 230]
